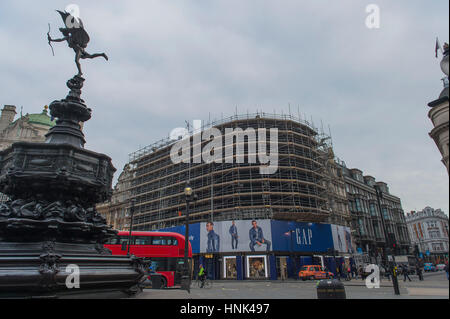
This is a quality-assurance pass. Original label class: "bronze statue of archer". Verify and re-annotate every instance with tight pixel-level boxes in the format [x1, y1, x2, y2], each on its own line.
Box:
[48, 10, 108, 76]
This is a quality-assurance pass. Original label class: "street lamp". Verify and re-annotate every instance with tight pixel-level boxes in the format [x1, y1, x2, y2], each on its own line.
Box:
[127, 198, 136, 256]
[181, 185, 196, 293]
[326, 248, 338, 280]
[283, 229, 298, 279]
[374, 185, 400, 295]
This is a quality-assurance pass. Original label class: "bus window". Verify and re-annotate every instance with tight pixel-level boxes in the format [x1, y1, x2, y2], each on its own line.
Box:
[135, 236, 153, 245]
[114, 236, 131, 245]
[166, 237, 178, 246]
[152, 237, 168, 246]
[105, 237, 119, 245]
[119, 236, 134, 245]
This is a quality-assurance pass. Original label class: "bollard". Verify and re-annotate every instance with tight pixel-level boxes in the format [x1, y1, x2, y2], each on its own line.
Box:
[317, 279, 346, 299]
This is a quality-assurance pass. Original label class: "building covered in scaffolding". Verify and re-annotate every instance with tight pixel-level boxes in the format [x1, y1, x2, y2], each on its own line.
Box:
[98, 112, 357, 281]
[128, 113, 345, 230]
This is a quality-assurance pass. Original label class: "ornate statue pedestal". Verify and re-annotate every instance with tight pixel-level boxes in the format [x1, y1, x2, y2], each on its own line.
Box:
[0, 75, 147, 298]
[0, 242, 146, 299]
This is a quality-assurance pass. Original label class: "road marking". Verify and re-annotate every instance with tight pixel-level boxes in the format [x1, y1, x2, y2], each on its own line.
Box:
[407, 288, 449, 296]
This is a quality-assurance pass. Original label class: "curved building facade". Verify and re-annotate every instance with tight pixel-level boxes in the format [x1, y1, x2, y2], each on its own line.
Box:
[129, 114, 332, 231]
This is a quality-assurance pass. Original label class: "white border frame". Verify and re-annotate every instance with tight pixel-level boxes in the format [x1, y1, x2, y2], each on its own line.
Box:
[246, 255, 268, 278]
[223, 256, 237, 279]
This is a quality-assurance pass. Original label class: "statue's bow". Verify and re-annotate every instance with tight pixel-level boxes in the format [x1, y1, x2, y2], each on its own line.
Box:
[47, 23, 55, 56]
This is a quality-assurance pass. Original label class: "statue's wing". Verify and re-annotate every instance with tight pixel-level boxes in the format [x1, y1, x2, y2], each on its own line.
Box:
[56, 10, 90, 48]
[56, 10, 71, 27]
[72, 25, 90, 48]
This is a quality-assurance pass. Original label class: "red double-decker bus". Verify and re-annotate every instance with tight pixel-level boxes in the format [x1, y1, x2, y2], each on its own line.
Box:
[104, 231, 192, 288]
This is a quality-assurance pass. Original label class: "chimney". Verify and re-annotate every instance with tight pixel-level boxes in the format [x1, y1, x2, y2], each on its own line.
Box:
[0, 105, 17, 132]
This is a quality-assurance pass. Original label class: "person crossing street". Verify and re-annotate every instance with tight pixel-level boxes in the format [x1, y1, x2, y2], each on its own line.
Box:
[402, 264, 411, 282]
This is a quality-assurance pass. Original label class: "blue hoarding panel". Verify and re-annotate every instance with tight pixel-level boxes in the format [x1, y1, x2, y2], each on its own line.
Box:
[287, 257, 294, 278]
[160, 220, 336, 254]
[270, 220, 334, 253]
[236, 256, 243, 280]
[159, 223, 201, 254]
[269, 255, 277, 280]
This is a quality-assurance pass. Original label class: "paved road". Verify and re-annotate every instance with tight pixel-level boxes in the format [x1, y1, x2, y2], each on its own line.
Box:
[136, 271, 449, 299]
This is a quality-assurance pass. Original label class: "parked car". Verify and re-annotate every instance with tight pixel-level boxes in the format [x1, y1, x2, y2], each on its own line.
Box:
[298, 265, 334, 281]
[424, 263, 436, 272]
[436, 264, 446, 271]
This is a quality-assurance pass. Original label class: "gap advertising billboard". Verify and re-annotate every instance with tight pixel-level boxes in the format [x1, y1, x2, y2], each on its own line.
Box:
[199, 220, 272, 253]
[270, 221, 334, 253]
[330, 224, 355, 254]
[159, 220, 353, 254]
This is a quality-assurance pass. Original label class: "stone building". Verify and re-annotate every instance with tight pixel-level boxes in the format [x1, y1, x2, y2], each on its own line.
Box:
[96, 164, 133, 231]
[406, 207, 449, 262]
[127, 113, 340, 230]
[322, 154, 351, 228]
[338, 164, 411, 257]
[0, 105, 56, 151]
[0, 104, 56, 203]
[428, 42, 449, 173]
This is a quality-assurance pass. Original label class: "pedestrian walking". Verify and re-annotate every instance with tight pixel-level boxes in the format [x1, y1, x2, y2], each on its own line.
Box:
[341, 263, 348, 281]
[280, 262, 287, 281]
[346, 264, 352, 281]
[336, 263, 341, 281]
[416, 264, 423, 281]
[402, 264, 411, 282]
[358, 265, 364, 280]
[351, 264, 357, 279]
[384, 265, 390, 281]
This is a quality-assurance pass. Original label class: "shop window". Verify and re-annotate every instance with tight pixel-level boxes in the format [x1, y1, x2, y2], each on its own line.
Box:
[246, 256, 268, 279]
[223, 257, 237, 279]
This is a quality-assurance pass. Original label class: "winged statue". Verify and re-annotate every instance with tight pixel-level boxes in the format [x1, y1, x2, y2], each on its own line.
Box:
[47, 10, 108, 76]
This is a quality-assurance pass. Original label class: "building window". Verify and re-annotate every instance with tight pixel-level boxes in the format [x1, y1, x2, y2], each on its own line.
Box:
[369, 203, 377, 216]
[355, 199, 362, 212]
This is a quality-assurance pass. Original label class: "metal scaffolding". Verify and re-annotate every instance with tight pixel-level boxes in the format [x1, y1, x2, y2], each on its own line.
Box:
[127, 112, 333, 230]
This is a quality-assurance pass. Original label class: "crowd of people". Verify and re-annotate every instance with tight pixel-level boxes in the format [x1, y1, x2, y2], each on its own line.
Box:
[329, 260, 449, 282]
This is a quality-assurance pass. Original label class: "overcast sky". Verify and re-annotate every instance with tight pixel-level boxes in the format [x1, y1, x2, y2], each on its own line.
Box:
[0, 1, 448, 216]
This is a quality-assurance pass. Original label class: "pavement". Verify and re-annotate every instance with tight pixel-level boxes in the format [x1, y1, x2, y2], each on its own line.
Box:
[135, 271, 449, 299]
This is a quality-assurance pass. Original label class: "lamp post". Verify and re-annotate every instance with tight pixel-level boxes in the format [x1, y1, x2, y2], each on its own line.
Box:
[127, 198, 136, 256]
[326, 248, 338, 279]
[287, 229, 295, 278]
[374, 185, 400, 295]
[181, 185, 195, 293]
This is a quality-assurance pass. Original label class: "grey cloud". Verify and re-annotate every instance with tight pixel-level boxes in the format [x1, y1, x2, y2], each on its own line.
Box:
[0, 0, 448, 214]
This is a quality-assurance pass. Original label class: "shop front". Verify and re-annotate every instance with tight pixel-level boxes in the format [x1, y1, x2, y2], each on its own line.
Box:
[159, 219, 354, 281]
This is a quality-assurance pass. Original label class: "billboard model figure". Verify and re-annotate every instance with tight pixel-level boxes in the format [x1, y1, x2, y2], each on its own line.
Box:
[249, 220, 271, 252]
